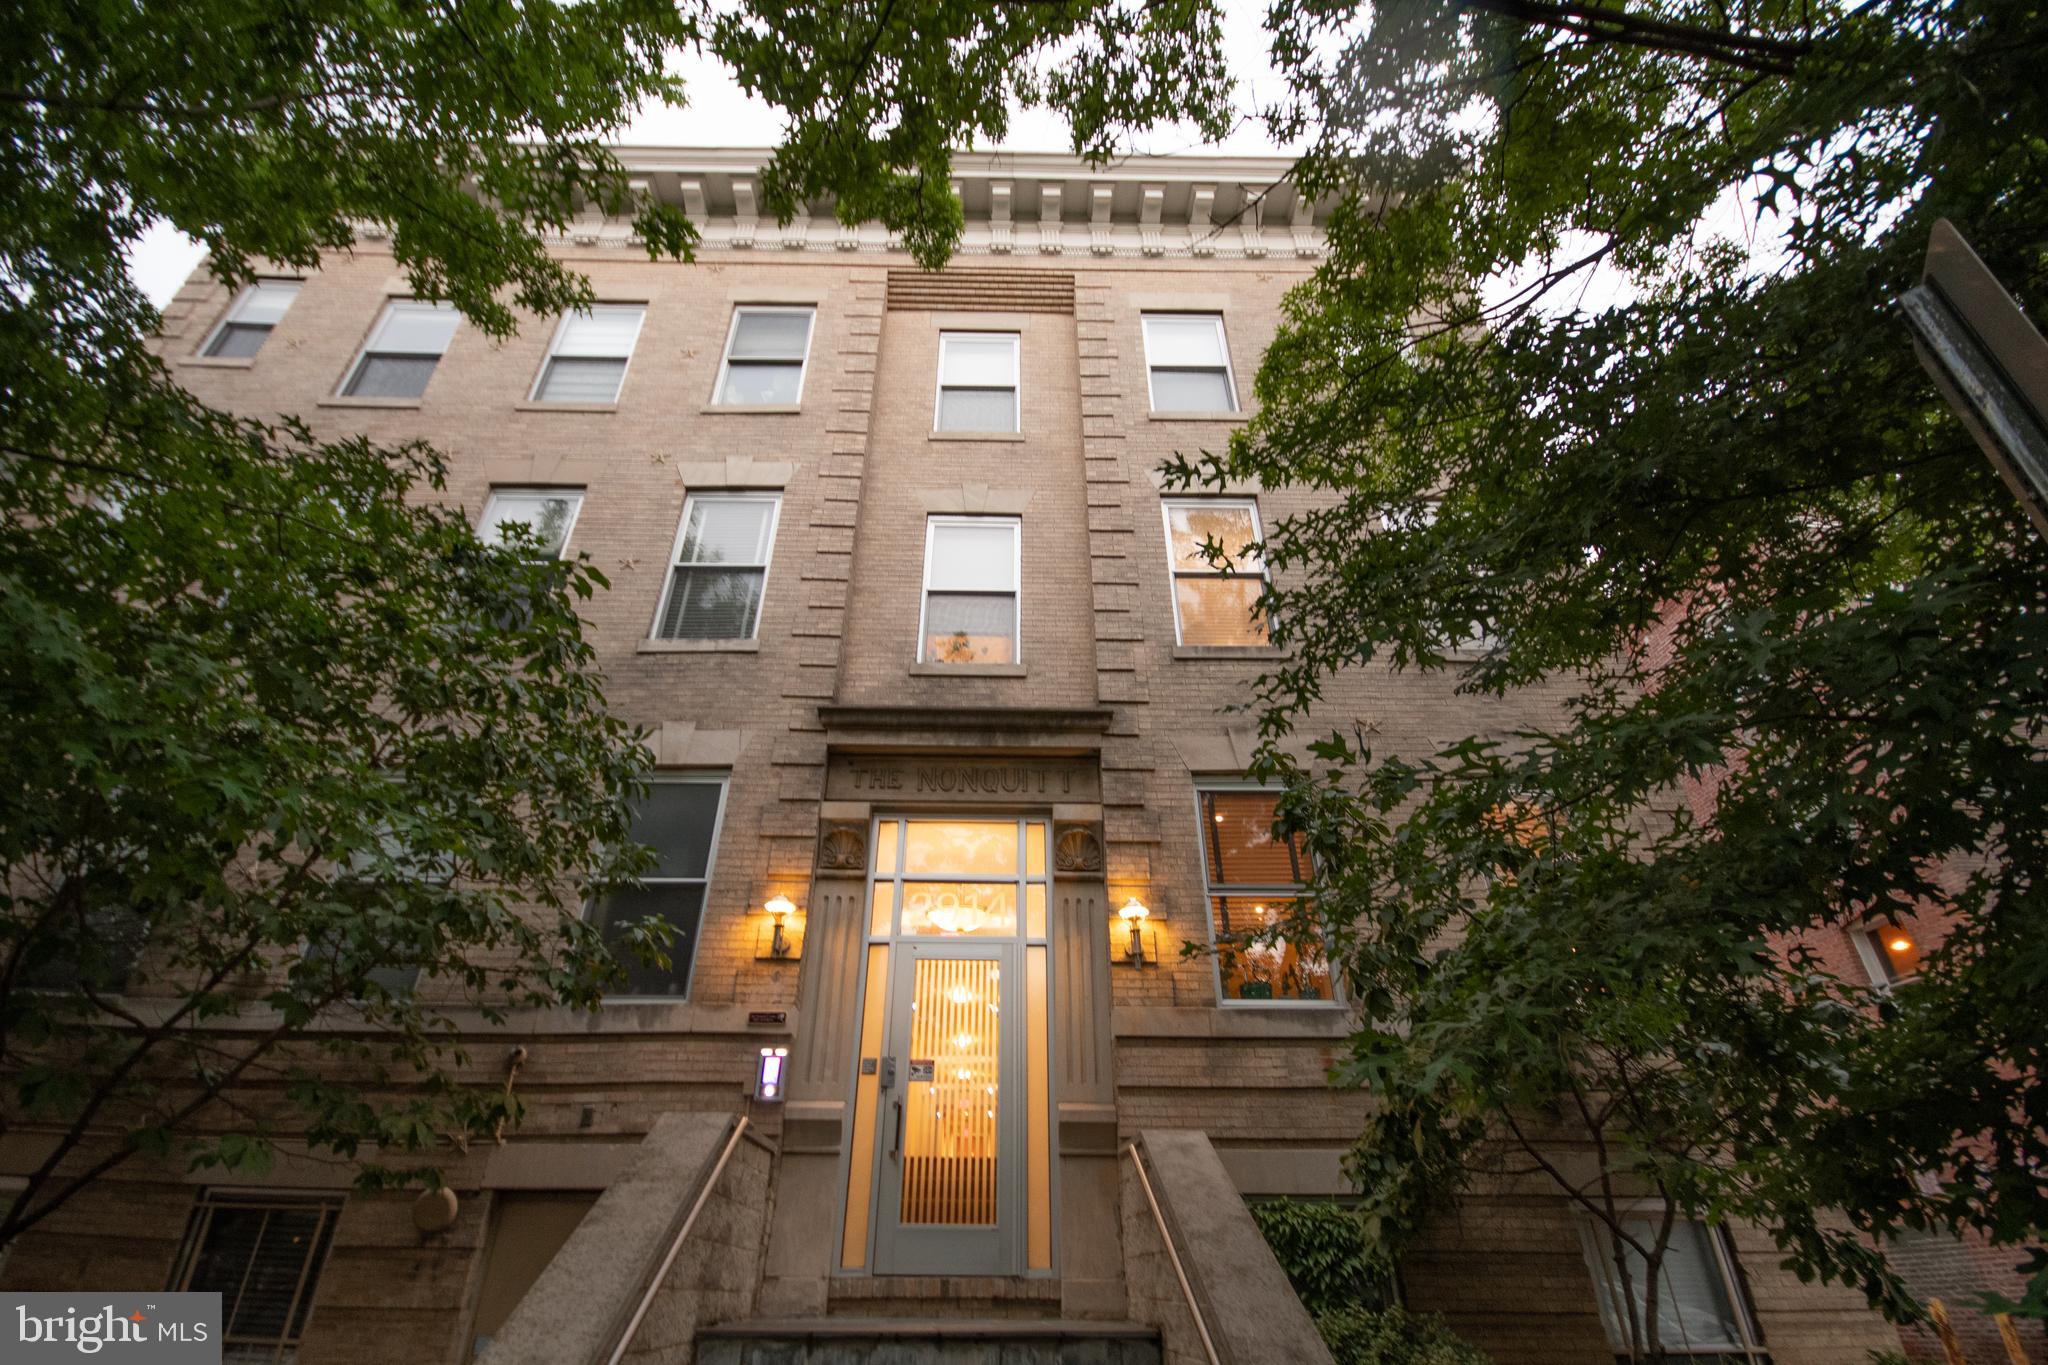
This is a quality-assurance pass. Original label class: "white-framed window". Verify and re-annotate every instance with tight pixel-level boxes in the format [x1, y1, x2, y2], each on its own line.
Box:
[340, 299, 458, 398]
[170, 1189, 343, 1361]
[1162, 499, 1270, 647]
[1142, 313, 1238, 413]
[201, 279, 301, 358]
[1195, 785, 1335, 1005]
[652, 494, 780, 641]
[1582, 1216, 1768, 1361]
[478, 488, 584, 560]
[935, 331, 1021, 432]
[1382, 499, 1497, 652]
[713, 306, 815, 405]
[919, 516, 1021, 665]
[531, 304, 645, 404]
[588, 774, 728, 999]
[1852, 921, 1922, 986]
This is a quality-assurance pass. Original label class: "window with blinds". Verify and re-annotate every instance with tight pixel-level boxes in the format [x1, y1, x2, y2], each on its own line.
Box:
[714, 306, 814, 405]
[340, 300, 457, 399]
[935, 332, 1020, 432]
[1142, 313, 1238, 413]
[203, 280, 300, 359]
[587, 777, 726, 997]
[653, 495, 779, 641]
[1197, 788, 1333, 1004]
[920, 517, 1020, 665]
[1162, 500, 1270, 647]
[1583, 1217, 1768, 1362]
[532, 305, 644, 403]
[170, 1190, 342, 1364]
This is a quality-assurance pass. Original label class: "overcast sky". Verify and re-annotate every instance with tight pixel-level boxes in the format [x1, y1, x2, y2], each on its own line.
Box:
[126, 4, 1297, 307]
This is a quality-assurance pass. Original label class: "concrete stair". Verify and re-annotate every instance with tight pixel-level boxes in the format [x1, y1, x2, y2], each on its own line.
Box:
[696, 1317, 1162, 1365]
[824, 1275, 1065, 1320]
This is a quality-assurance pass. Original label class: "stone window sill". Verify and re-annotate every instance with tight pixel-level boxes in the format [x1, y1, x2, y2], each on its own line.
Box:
[1147, 410, 1245, 423]
[928, 431, 1027, 443]
[515, 401, 619, 414]
[637, 638, 762, 654]
[909, 662, 1027, 677]
[700, 403, 803, 415]
[1172, 646, 1286, 661]
[179, 356, 256, 370]
[317, 396, 424, 409]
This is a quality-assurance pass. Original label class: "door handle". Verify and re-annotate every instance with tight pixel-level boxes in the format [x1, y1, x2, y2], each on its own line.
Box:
[890, 1098, 904, 1161]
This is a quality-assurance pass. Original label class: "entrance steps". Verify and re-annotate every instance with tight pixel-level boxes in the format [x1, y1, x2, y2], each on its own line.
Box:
[825, 1275, 1064, 1320]
[696, 1318, 1161, 1365]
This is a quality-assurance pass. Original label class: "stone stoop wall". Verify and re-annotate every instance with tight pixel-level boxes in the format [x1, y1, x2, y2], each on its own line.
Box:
[1120, 1155, 1218, 1365]
[1120, 1130, 1334, 1365]
[484, 1112, 773, 1365]
[619, 1135, 774, 1364]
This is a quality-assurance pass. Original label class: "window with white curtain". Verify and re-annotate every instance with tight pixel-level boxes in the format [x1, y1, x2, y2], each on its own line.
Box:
[714, 306, 814, 405]
[653, 495, 780, 640]
[202, 279, 300, 358]
[532, 304, 644, 403]
[920, 517, 1021, 665]
[935, 332, 1020, 431]
[340, 299, 458, 398]
[478, 488, 584, 559]
[1142, 313, 1238, 413]
[1583, 1217, 1767, 1361]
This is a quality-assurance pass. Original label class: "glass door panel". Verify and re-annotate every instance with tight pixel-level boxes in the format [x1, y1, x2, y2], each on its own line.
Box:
[873, 941, 1017, 1274]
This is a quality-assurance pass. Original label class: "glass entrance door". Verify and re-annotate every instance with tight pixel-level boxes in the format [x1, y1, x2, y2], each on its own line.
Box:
[874, 942, 1016, 1272]
[844, 818, 1055, 1278]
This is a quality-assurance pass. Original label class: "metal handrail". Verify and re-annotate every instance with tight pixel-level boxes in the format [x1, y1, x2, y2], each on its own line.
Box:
[1122, 1141, 1223, 1365]
[605, 1114, 752, 1365]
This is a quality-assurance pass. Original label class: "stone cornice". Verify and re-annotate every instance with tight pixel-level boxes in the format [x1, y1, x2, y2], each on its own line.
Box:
[477, 147, 1329, 262]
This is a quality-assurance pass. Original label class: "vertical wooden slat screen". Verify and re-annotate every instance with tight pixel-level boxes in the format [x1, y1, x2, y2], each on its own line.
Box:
[902, 956, 1000, 1226]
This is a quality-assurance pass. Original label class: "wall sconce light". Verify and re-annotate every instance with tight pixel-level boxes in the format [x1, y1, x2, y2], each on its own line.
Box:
[762, 894, 797, 960]
[755, 1046, 789, 1102]
[1118, 895, 1153, 967]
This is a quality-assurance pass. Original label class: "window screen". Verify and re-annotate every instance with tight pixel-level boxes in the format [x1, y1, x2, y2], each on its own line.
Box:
[921, 518, 1020, 664]
[171, 1191, 342, 1364]
[1143, 314, 1237, 413]
[654, 495, 778, 641]
[533, 305, 643, 403]
[936, 333, 1020, 431]
[341, 300, 457, 398]
[204, 280, 300, 359]
[479, 489, 583, 559]
[1164, 501, 1269, 646]
[715, 307, 813, 405]
[588, 778, 725, 997]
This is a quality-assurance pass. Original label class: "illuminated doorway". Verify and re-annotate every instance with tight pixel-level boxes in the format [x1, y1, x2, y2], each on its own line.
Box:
[840, 818, 1054, 1277]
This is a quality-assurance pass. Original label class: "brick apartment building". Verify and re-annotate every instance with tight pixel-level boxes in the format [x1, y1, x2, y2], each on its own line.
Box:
[0, 150, 1931, 1363]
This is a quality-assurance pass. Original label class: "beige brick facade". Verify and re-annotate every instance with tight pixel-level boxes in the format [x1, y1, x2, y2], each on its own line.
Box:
[0, 150, 1913, 1363]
